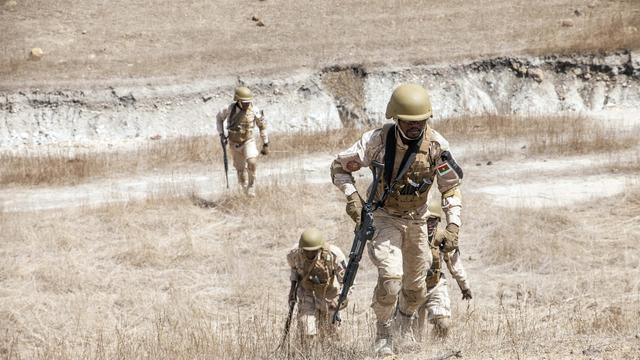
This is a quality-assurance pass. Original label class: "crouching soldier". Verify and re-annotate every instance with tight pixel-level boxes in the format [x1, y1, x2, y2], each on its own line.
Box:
[414, 202, 473, 340]
[286, 228, 347, 346]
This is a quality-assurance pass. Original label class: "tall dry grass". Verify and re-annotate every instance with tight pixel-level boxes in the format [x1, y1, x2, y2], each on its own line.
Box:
[1, 179, 638, 359]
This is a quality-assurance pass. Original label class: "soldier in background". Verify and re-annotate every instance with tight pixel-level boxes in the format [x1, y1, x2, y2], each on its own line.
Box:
[414, 200, 473, 340]
[286, 228, 348, 346]
[216, 86, 269, 197]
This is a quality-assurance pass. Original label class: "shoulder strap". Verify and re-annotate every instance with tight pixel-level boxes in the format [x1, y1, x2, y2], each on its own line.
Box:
[378, 124, 424, 207]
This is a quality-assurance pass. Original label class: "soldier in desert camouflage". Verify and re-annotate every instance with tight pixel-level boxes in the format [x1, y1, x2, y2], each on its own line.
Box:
[287, 228, 347, 345]
[414, 200, 472, 340]
[330, 83, 464, 356]
[216, 86, 269, 197]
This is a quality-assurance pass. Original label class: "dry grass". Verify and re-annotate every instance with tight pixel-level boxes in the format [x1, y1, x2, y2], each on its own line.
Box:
[1, 177, 638, 359]
[0, 128, 362, 186]
[436, 114, 640, 159]
[3, 115, 638, 187]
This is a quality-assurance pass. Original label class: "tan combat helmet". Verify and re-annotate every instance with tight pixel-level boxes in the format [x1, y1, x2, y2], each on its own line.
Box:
[233, 86, 253, 102]
[299, 228, 325, 251]
[385, 83, 432, 121]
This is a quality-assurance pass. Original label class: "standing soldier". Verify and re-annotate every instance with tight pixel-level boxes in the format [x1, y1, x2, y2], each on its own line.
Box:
[330, 83, 464, 356]
[286, 228, 347, 346]
[414, 200, 473, 340]
[216, 86, 269, 197]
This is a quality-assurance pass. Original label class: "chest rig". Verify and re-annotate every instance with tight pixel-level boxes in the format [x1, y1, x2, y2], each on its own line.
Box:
[299, 247, 335, 295]
[376, 123, 436, 213]
[226, 103, 256, 144]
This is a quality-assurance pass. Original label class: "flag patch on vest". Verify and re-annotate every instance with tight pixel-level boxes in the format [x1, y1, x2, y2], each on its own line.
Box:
[437, 163, 452, 176]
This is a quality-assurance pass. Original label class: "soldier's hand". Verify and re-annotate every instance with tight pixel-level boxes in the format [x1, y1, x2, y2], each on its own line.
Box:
[462, 288, 473, 300]
[345, 192, 363, 224]
[260, 143, 269, 155]
[436, 224, 459, 252]
[220, 135, 228, 146]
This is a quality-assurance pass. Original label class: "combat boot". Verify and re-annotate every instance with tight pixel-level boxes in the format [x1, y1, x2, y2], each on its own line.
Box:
[245, 185, 256, 197]
[394, 310, 419, 352]
[372, 322, 393, 357]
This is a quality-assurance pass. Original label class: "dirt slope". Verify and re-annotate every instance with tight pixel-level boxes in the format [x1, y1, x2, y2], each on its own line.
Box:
[1, 0, 639, 88]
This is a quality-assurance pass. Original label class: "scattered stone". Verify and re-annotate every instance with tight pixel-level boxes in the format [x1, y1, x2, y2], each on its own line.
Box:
[251, 15, 260, 21]
[256, 20, 265, 27]
[81, 30, 87, 35]
[584, 72, 592, 80]
[486, 161, 493, 166]
[574, 9, 582, 16]
[4, 0, 17, 9]
[28, 47, 44, 60]
[521, 145, 527, 149]
[582, 346, 601, 356]
[150, 134, 161, 140]
[587, 1, 597, 8]
[572, 67, 582, 76]
[476, 163, 481, 166]
[202, 95, 212, 102]
[528, 68, 544, 82]
[561, 19, 575, 27]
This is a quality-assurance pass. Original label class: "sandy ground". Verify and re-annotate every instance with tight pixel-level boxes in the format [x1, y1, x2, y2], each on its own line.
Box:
[1, 0, 639, 89]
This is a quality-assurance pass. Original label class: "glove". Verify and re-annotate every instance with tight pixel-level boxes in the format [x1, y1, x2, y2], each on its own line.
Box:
[288, 281, 297, 307]
[345, 192, 363, 224]
[434, 224, 459, 252]
[462, 288, 473, 300]
[260, 143, 269, 155]
[220, 134, 228, 146]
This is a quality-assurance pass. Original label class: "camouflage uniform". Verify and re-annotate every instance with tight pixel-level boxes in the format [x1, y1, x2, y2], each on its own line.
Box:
[287, 243, 347, 339]
[216, 102, 268, 194]
[331, 123, 463, 348]
[414, 216, 471, 340]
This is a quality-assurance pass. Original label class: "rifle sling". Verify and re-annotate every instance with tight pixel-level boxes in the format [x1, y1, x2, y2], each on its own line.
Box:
[379, 124, 423, 207]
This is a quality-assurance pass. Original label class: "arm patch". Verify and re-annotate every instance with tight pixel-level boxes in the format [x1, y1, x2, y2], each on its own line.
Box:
[440, 151, 463, 179]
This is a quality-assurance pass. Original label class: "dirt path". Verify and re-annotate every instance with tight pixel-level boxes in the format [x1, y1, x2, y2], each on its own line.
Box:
[2, 150, 637, 213]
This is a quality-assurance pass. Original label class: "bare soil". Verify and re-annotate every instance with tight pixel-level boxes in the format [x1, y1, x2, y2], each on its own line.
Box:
[1, 0, 639, 89]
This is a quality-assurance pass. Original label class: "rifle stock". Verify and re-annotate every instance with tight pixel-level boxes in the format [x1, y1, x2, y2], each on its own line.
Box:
[332, 161, 383, 323]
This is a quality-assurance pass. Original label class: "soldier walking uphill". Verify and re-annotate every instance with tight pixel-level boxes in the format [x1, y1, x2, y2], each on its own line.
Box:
[286, 228, 347, 347]
[330, 84, 464, 356]
[216, 86, 269, 197]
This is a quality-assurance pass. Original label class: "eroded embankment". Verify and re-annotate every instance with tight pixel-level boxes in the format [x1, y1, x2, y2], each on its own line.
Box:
[1, 51, 639, 151]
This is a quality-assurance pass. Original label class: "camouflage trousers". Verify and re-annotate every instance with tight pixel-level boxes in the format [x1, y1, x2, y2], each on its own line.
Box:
[367, 210, 432, 324]
[229, 138, 259, 187]
[296, 289, 340, 338]
[415, 277, 451, 339]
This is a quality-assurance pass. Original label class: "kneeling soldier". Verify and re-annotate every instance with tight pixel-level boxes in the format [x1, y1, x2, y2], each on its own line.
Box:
[287, 228, 347, 346]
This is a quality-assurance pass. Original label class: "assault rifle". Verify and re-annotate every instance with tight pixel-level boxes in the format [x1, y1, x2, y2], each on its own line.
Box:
[276, 280, 299, 351]
[332, 160, 384, 324]
[220, 136, 229, 189]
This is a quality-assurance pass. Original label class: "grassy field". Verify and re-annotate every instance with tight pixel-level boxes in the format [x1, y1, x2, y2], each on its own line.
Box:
[1, 113, 639, 358]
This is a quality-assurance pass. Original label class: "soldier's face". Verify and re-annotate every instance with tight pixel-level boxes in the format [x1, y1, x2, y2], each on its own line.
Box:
[240, 101, 251, 110]
[398, 119, 427, 139]
[303, 249, 318, 260]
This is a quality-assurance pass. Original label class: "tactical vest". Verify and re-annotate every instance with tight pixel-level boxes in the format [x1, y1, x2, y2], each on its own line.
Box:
[376, 124, 436, 213]
[300, 246, 336, 295]
[226, 103, 256, 144]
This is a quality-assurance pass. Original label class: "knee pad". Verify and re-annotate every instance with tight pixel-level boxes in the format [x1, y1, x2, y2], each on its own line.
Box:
[246, 158, 257, 169]
[375, 278, 401, 305]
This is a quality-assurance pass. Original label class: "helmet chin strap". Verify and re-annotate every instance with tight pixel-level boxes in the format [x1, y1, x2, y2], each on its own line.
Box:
[396, 122, 424, 141]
